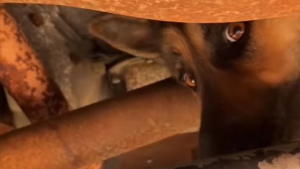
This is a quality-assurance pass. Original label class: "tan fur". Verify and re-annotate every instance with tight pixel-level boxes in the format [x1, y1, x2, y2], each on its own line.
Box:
[162, 27, 195, 78]
[243, 16, 300, 86]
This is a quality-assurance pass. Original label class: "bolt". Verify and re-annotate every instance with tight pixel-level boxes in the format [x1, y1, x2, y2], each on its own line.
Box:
[112, 76, 121, 84]
[146, 159, 153, 164]
[145, 59, 154, 64]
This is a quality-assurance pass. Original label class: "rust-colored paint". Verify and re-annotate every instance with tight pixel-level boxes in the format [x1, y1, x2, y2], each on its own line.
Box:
[0, 79, 200, 169]
[0, 5, 69, 123]
[1, 0, 300, 23]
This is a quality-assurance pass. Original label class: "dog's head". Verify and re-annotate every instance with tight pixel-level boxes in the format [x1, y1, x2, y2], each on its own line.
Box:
[90, 15, 300, 93]
[89, 15, 300, 157]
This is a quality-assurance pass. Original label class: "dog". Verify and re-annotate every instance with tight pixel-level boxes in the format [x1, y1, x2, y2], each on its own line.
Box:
[89, 14, 300, 158]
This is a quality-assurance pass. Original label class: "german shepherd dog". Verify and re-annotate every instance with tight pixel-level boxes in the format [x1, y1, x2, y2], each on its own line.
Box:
[89, 15, 300, 158]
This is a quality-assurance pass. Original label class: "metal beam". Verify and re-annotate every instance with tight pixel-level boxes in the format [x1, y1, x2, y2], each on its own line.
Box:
[0, 79, 200, 169]
[1, 0, 300, 23]
[0, 5, 69, 123]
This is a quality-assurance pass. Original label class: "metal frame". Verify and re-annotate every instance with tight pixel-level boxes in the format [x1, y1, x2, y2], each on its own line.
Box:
[1, 1, 300, 169]
[1, 0, 300, 23]
[0, 5, 69, 123]
[0, 79, 200, 169]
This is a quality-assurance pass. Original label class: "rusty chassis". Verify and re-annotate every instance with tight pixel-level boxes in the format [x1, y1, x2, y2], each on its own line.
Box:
[1, 0, 300, 169]
[1, 0, 300, 23]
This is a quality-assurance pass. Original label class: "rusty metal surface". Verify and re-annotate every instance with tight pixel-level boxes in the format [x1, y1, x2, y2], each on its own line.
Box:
[123, 59, 170, 91]
[1, 0, 300, 23]
[108, 58, 171, 92]
[0, 123, 13, 135]
[0, 79, 200, 169]
[168, 141, 300, 169]
[0, 6, 69, 123]
[4, 4, 113, 112]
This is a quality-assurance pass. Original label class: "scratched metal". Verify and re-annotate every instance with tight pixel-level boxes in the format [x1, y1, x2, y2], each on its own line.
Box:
[1, 0, 300, 23]
[0, 5, 69, 123]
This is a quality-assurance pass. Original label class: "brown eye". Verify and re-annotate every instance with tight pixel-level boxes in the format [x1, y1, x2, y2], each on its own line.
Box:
[225, 22, 245, 42]
[182, 73, 196, 87]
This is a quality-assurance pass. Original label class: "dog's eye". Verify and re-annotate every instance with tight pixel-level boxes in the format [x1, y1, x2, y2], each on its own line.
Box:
[224, 22, 245, 42]
[181, 73, 196, 88]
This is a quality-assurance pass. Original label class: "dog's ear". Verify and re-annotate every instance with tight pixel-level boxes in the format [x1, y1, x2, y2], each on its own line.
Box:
[89, 15, 163, 58]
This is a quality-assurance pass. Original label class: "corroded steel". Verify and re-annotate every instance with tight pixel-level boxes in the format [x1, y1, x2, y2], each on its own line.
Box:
[0, 6, 69, 123]
[0, 79, 200, 169]
[1, 0, 300, 23]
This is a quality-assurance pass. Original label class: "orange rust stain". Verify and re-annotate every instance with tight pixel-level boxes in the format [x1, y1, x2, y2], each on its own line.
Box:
[0, 6, 69, 123]
[1, 0, 300, 23]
